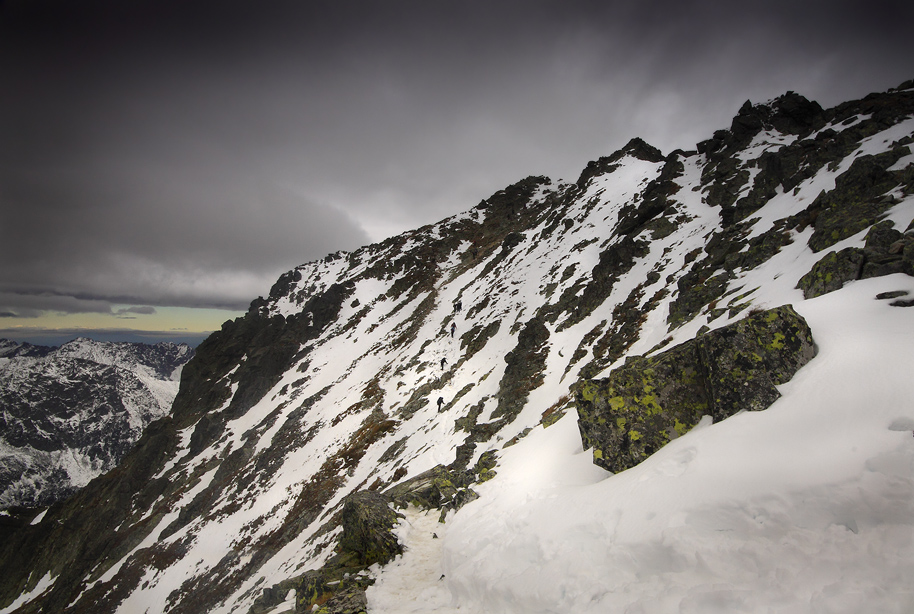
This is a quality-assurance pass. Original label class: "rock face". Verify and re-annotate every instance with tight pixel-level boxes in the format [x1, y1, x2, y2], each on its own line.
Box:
[338, 491, 403, 567]
[574, 306, 816, 473]
[0, 338, 193, 509]
[797, 220, 914, 298]
[0, 83, 913, 614]
[250, 464, 489, 614]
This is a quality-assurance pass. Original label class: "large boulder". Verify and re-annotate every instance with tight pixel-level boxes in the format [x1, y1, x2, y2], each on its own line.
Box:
[573, 305, 816, 473]
[384, 465, 471, 511]
[338, 491, 403, 567]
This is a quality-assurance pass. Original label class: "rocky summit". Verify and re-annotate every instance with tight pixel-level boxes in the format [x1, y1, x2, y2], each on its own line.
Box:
[2, 81, 914, 614]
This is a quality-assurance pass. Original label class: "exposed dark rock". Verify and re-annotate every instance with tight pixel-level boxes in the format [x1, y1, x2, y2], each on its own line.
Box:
[500, 232, 525, 252]
[614, 153, 685, 237]
[267, 268, 303, 302]
[576, 138, 664, 189]
[574, 306, 816, 473]
[313, 583, 370, 614]
[385, 465, 476, 514]
[806, 152, 905, 253]
[579, 284, 669, 378]
[477, 176, 550, 212]
[338, 491, 403, 567]
[767, 91, 826, 136]
[700, 93, 826, 226]
[668, 270, 731, 329]
[459, 320, 501, 362]
[876, 290, 909, 300]
[473, 450, 499, 483]
[255, 461, 496, 614]
[796, 247, 867, 298]
[492, 317, 550, 421]
[539, 235, 650, 330]
[254, 560, 374, 614]
[797, 219, 914, 298]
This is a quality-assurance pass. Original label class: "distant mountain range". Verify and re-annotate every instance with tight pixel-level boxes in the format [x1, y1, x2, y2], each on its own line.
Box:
[0, 338, 193, 510]
[1, 81, 913, 614]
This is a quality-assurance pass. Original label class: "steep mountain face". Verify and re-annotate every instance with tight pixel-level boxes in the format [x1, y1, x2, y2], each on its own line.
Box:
[0, 339, 193, 510]
[1, 82, 913, 614]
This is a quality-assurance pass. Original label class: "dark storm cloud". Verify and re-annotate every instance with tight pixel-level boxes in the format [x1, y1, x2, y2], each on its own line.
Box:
[0, 290, 114, 318]
[1, 0, 912, 317]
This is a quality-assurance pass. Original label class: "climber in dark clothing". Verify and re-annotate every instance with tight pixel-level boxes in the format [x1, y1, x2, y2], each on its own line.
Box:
[441, 357, 447, 369]
[437, 396, 444, 411]
[455, 300, 462, 313]
[450, 322, 456, 337]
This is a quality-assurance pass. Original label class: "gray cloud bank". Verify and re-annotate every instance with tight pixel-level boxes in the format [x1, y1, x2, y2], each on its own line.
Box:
[1, 0, 912, 316]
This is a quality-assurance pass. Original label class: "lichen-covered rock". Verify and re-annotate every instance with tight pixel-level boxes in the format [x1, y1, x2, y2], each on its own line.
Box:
[698, 306, 817, 415]
[807, 152, 904, 253]
[251, 489, 396, 614]
[797, 220, 914, 299]
[315, 586, 369, 614]
[384, 464, 478, 516]
[860, 220, 914, 278]
[796, 247, 866, 298]
[272, 567, 373, 614]
[574, 305, 816, 473]
[338, 491, 403, 566]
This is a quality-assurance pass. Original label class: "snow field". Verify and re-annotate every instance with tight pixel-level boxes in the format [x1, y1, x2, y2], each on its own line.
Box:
[365, 274, 914, 614]
[366, 506, 460, 614]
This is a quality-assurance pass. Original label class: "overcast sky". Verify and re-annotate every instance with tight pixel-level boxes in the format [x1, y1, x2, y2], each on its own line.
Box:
[1, 0, 912, 343]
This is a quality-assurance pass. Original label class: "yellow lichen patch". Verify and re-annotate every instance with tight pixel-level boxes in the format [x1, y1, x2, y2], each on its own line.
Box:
[673, 418, 689, 436]
[639, 393, 662, 415]
[593, 449, 604, 460]
[608, 396, 626, 411]
[629, 430, 642, 441]
[616, 417, 627, 429]
[579, 382, 599, 402]
[769, 332, 785, 350]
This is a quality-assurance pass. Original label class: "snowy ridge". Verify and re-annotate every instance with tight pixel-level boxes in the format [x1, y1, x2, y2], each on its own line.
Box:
[2, 84, 914, 614]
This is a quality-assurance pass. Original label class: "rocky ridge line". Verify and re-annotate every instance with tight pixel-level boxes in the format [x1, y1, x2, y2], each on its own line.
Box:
[0, 81, 912, 614]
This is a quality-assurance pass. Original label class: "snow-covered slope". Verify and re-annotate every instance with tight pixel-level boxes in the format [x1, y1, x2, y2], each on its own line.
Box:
[1, 83, 913, 614]
[372, 275, 914, 613]
[0, 338, 193, 509]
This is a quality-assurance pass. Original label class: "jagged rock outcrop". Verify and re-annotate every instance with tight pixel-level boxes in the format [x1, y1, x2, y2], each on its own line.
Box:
[573, 306, 816, 473]
[250, 462, 495, 614]
[0, 82, 912, 614]
[797, 219, 914, 298]
[338, 491, 403, 567]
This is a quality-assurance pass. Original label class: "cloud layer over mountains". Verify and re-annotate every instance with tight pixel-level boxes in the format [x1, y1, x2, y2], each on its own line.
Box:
[2, 0, 912, 320]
